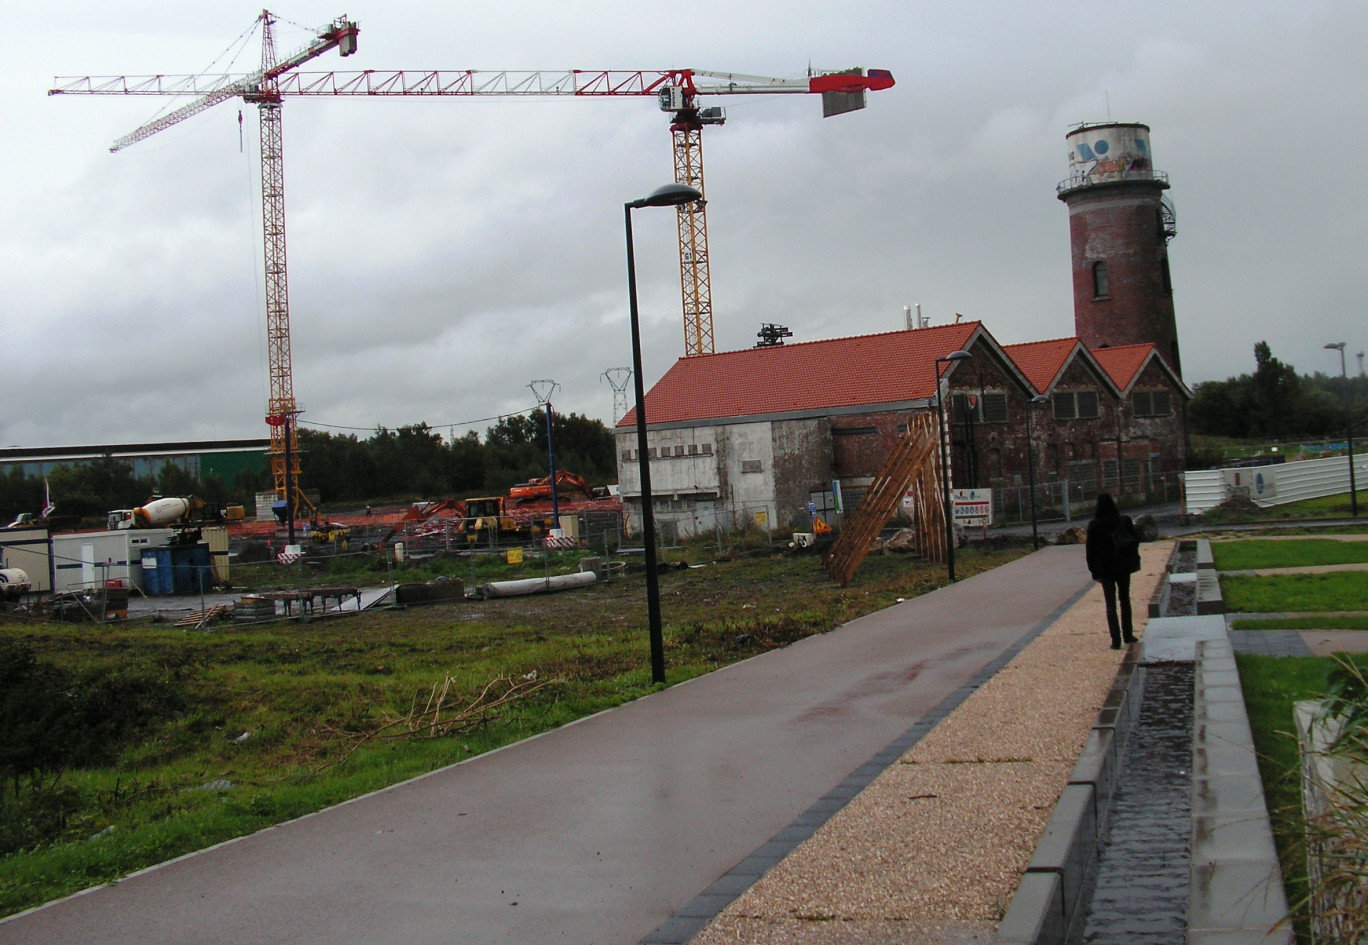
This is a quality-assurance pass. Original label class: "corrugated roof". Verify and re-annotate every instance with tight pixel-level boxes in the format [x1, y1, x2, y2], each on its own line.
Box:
[620, 322, 981, 427]
[1000, 337, 1081, 393]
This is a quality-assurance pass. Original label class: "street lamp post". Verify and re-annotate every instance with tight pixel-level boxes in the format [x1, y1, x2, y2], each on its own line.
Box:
[1025, 393, 1050, 550]
[1325, 342, 1359, 517]
[933, 350, 972, 580]
[626, 183, 703, 684]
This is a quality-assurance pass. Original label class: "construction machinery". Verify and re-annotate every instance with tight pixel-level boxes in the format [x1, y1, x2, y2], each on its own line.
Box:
[460, 496, 528, 547]
[108, 496, 212, 530]
[508, 471, 596, 505]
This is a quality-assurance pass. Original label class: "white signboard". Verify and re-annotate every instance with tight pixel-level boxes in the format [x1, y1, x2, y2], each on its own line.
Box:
[952, 488, 993, 527]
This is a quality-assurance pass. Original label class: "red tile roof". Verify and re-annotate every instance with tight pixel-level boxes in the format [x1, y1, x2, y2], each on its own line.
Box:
[620, 322, 982, 427]
[1090, 344, 1157, 392]
[1000, 337, 1082, 393]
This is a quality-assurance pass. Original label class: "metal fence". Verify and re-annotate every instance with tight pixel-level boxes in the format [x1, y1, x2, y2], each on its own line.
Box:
[987, 472, 1185, 527]
[1182, 454, 1368, 515]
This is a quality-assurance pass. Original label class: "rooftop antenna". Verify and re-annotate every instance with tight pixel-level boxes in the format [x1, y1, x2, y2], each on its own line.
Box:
[601, 368, 632, 424]
[1105, 90, 1111, 119]
[1358, 351, 1365, 377]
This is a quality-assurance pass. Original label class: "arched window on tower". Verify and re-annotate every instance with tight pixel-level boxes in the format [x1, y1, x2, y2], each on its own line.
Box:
[1092, 261, 1109, 298]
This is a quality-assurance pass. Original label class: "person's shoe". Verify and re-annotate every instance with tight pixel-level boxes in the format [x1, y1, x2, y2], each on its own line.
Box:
[1122, 635, 1137, 644]
[1110, 641, 1122, 650]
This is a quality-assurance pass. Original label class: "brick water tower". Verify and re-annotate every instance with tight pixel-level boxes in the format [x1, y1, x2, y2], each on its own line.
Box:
[1058, 122, 1181, 377]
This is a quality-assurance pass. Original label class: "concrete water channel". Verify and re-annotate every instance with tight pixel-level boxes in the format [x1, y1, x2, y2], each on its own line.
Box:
[999, 539, 1292, 945]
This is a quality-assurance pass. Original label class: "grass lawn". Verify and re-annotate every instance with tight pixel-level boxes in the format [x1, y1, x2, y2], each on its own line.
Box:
[1231, 616, 1368, 632]
[1235, 653, 1359, 944]
[1212, 538, 1368, 571]
[1221, 572, 1368, 613]
[0, 540, 1026, 917]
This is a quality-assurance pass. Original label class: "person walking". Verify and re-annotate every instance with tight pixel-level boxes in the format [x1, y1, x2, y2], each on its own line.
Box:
[1085, 492, 1142, 649]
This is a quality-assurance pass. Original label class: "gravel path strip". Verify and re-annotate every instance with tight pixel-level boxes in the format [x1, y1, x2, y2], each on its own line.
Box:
[688, 545, 1168, 945]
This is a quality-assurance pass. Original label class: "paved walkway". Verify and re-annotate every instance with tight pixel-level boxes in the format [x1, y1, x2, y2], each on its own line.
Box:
[0, 548, 1096, 945]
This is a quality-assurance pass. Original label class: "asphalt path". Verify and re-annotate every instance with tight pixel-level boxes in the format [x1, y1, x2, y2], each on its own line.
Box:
[0, 546, 1092, 945]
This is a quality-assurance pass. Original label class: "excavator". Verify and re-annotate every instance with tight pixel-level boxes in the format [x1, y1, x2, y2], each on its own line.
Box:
[507, 471, 597, 504]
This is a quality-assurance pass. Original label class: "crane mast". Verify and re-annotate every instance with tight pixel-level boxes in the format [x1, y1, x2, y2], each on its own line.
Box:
[252, 14, 303, 518]
[664, 83, 722, 357]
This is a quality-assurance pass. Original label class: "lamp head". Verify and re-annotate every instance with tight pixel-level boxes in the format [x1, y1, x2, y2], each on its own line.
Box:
[629, 183, 703, 209]
[1031, 394, 1050, 404]
[1325, 342, 1347, 352]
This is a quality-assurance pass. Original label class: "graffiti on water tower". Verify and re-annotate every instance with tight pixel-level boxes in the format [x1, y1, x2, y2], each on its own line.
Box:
[1067, 126, 1154, 185]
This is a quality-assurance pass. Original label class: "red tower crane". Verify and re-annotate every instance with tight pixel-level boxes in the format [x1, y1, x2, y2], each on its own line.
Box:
[50, 15, 894, 514]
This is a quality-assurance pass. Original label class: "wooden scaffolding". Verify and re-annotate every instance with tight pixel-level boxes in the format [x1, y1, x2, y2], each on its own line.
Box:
[822, 411, 946, 587]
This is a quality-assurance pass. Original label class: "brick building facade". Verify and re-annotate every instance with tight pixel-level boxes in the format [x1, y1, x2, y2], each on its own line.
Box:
[615, 323, 1188, 539]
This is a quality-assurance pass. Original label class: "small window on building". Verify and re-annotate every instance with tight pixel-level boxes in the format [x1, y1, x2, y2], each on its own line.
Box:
[741, 459, 763, 474]
[1133, 390, 1171, 417]
[1053, 392, 1077, 421]
[1076, 390, 1099, 419]
[647, 447, 657, 459]
[1092, 260, 1109, 298]
[1053, 391, 1099, 421]
[688, 444, 698, 455]
[951, 393, 973, 424]
[952, 392, 1007, 423]
[1161, 257, 1172, 296]
[621, 449, 633, 461]
[980, 392, 1008, 423]
[702, 443, 713, 455]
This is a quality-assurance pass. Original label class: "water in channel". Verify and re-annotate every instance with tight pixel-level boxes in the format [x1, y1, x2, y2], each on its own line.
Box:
[1073, 662, 1195, 944]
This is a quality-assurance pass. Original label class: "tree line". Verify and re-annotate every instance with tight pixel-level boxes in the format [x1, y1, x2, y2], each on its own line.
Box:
[1188, 341, 1365, 440]
[0, 411, 618, 527]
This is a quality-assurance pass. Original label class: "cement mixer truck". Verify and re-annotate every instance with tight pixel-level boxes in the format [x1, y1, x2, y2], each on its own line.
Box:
[0, 568, 30, 601]
[108, 496, 208, 530]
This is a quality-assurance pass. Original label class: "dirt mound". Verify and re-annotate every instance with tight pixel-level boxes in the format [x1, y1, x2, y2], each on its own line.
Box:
[1213, 493, 1262, 515]
[1054, 525, 1087, 545]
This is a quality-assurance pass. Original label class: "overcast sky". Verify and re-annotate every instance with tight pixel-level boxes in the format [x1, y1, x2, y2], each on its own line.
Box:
[2, 1, 1364, 449]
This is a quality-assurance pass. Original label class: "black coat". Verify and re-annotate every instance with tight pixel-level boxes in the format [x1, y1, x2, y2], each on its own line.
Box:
[1086, 514, 1141, 581]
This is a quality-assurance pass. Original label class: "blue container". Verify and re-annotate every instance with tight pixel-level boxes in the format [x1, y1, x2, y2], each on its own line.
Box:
[140, 548, 173, 596]
[171, 544, 211, 595]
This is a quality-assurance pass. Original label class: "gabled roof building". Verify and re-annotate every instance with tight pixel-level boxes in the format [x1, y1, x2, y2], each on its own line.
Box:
[615, 324, 1188, 539]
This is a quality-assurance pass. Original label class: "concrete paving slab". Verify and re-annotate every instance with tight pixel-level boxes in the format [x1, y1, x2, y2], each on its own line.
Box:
[1141, 615, 1228, 663]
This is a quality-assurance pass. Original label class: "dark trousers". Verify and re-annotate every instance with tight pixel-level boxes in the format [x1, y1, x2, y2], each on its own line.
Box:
[1100, 573, 1133, 645]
